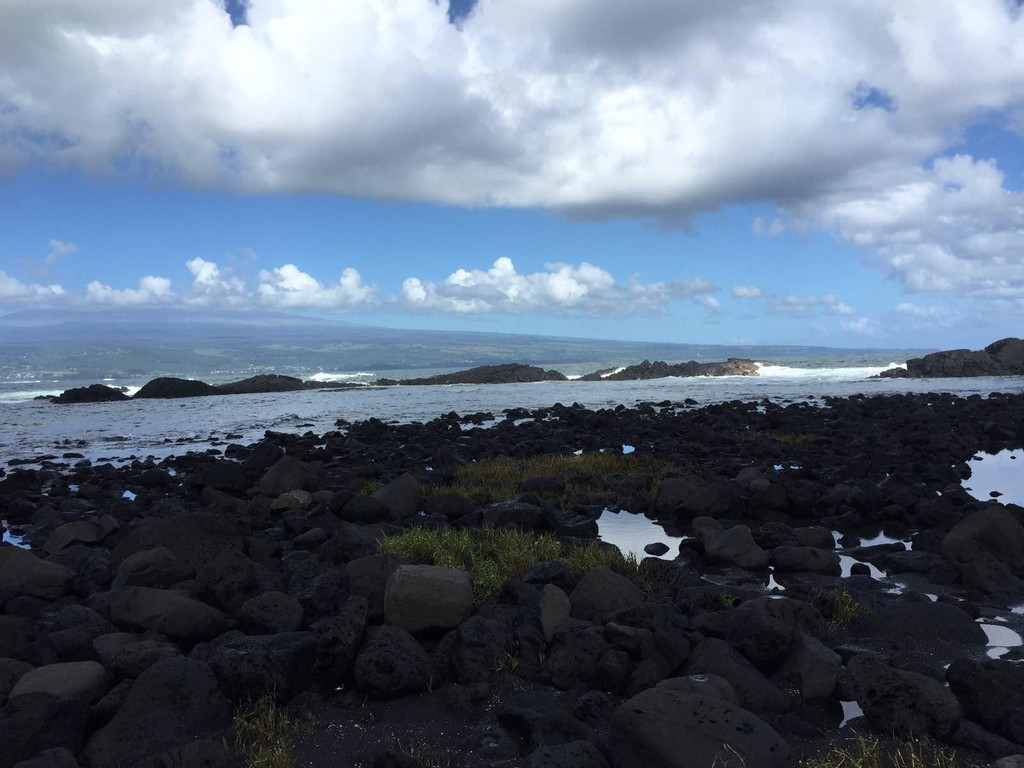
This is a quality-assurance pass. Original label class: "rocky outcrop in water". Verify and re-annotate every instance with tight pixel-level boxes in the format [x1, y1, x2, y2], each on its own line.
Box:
[133, 377, 218, 399]
[51, 385, 129, 405]
[378, 363, 568, 386]
[579, 358, 758, 380]
[879, 337, 1024, 378]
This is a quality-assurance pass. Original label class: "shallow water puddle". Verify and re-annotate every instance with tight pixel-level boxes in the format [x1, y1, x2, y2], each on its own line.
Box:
[839, 555, 886, 579]
[963, 449, 1024, 506]
[857, 532, 911, 550]
[839, 700, 864, 728]
[1, 521, 28, 549]
[621, 444, 635, 455]
[597, 509, 685, 561]
[980, 622, 1024, 659]
[122, 490, 137, 501]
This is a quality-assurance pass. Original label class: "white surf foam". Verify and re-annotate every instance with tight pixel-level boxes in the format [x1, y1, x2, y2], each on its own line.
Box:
[308, 372, 377, 383]
[755, 362, 906, 380]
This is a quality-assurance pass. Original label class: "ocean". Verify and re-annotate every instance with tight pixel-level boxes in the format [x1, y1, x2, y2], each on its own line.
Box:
[2, 352, 1023, 466]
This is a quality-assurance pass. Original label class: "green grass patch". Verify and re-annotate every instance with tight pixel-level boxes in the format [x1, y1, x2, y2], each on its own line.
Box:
[803, 735, 957, 768]
[378, 525, 642, 603]
[232, 694, 311, 768]
[810, 587, 872, 633]
[428, 452, 677, 505]
[735, 430, 819, 449]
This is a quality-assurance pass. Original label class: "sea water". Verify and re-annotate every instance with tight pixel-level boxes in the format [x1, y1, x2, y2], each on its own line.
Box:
[0, 359, 1022, 466]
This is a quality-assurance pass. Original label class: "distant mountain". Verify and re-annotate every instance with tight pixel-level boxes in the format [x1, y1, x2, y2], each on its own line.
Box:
[0, 308, 926, 385]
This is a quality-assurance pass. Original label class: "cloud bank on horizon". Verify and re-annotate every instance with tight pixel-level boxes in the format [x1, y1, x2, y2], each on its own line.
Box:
[1, 0, 1024, 333]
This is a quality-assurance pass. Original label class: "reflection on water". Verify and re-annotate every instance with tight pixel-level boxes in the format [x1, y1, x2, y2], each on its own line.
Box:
[597, 509, 686, 561]
[964, 449, 1024, 506]
[1, 521, 29, 549]
[981, 622, 1024, 659]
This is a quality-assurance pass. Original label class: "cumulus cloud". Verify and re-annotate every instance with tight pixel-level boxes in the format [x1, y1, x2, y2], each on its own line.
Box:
[256, 264, 376, 309]
[774, 293, 856, 317]
[792, 154, 1024, 302]
[839, 316, 883, 336]
[0, 271, 66, 302]
[732, 285, 775, 299]
[186, 257, 247, 305]
[84, 276, 173, 306]
[402, 257, 718, 315]
[1, 0, 1022, 227]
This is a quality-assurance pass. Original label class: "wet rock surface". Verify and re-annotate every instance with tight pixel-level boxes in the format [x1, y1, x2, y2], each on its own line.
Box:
[3, 391, 1024, 766]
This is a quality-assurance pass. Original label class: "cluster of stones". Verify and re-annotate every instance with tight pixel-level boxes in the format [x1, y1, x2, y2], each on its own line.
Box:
[1, 390, 1023, 767]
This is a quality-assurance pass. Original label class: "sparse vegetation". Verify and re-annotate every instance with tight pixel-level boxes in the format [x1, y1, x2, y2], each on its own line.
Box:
[803, 735, 957, 768]
[734, 429, 818, 449]
[233, 694, 311, 768]
[357, 479, 384, 495]
[378, 525, 643, 603]
[427, 451, 677, 504]
[810, 587, 872, 633]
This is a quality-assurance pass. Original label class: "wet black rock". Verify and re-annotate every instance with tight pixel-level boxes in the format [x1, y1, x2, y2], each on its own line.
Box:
[52, 385, 129, 405]
[133, 377, 218, 399]
[354, 626, 432, 698]
[384, 363, 567, 386]
[581, 358, 758, 381]
[81, 657, 231, 768]
[609, 687, 795, 768]
[879, 337, 1024, 378]
[848, 655, 962, 738]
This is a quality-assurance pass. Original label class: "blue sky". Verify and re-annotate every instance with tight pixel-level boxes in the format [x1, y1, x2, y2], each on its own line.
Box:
[2, 1, 1024, 348]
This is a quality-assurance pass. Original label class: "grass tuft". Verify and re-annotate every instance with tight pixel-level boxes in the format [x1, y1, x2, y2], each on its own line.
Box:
[804, 735, 957, 768]
[428, 452, 676, 504]
[379, 525, 642, 603]
[233, 694, 311, 768]
[811, 587, 872, 633]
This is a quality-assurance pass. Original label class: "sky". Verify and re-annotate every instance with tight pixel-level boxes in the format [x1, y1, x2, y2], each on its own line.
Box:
[2, 1, 1024, 348]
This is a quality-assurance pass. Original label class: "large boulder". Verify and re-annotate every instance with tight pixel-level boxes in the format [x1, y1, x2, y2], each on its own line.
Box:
[92, 633, 179, 679]
[724, 597, 825, 671]
[258, 455, 318, 497]
[943, 508, 1024, 577]
[238, 591, 304, 634]
[685, 638, 791, 714]
[0, 693, 91, 768]
[384, 564, 473, 633]
[771, 547, 841, 576]
[849, 656, 962, 738]
[946, 658, 1024, 732]
[569, 566, 643, 621]
[849, 602, 987, 646]
[42, 521, 107, 555]
[113, 546, 192, 589]
[315, 595, 369, 685]
[777, 633, 841, 701]
[541, 585, 571, 642]
[693, 517, 768, 570]
[655, 478, 736, 519]
[0, 548, 74, 600]
[81, 658, 231, 768]
[208, 632, 316, 703]
[0, 658, 33, 704]
[354, 626, 432, 698]
[372, 474, 423, 521]
[109, 587, 235, 643]
[9, 661, 108, 704]
[196, 547, 282, 615]
[111, 512, 247, 573]
[610, 687, 795, 768]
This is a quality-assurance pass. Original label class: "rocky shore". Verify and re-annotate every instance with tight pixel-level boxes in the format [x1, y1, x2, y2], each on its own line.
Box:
[2, 392, 1024, 767]
[47, 359, 761, 405]
[879, 338, 1024, 379]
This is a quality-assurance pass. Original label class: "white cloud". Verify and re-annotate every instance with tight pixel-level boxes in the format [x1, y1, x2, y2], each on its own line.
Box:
[18, 239, 78, 280]
[774, 293, 856, 317]
[0, 271, 65, 302]
[0, 0, 1022, 227]
[186, 257, 247, 305]
[401, 257, 717, 315]
[256, 264, 376, 309]
[792, 154, 1024, 302]
[732, 285, 775, 299]
[84, 275, 173, 306]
